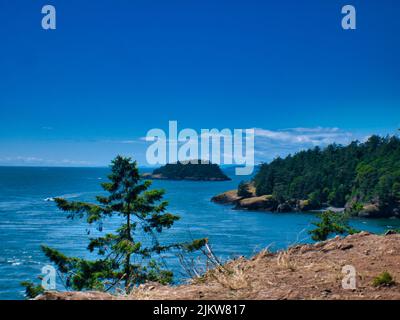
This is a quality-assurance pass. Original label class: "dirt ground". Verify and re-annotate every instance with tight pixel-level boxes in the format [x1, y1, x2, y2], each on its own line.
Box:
[37, 232, 400, 300]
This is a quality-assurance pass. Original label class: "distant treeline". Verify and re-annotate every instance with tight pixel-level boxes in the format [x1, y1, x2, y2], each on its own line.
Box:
[253, 135, 400, 214]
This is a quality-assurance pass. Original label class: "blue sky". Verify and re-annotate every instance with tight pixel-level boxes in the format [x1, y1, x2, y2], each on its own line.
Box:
[0, 0, 399, 166]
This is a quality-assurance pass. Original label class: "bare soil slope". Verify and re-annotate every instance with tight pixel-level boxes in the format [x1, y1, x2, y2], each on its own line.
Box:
[37, 232, 400, 300]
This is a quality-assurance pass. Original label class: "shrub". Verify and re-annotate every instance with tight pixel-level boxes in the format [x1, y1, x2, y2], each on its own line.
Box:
[309, 210, 359, 241]
[372, 272, 395, 287]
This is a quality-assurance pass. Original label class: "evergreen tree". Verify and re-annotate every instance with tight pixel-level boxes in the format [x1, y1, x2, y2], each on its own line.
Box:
[24, 156, 206, 296]
[237, 181, 253, 198]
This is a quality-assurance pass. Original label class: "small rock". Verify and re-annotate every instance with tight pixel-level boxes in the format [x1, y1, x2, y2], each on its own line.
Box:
[339, 244, 354, 251]
[277, 202, 293, 213]
[321, 289, 332, 295]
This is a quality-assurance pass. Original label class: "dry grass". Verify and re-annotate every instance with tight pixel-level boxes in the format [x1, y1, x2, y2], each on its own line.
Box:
[37, 232, 400, 300]
[277, 248, 297, 271]
[209, 265, 249, 290]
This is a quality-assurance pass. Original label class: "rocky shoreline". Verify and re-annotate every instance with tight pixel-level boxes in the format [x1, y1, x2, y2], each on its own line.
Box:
[211, 189, 325, 212]
[211, 189, 400, 218]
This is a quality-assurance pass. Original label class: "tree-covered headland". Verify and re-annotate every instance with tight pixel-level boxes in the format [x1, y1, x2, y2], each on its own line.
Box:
[250, 135, 400, 218]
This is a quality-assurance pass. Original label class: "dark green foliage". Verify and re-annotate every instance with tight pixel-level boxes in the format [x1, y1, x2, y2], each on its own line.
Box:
[21, 281, 45, 299]
[153, 160, 230, 180]
[347, 202, 364, 216]
[253, 135, 400, 215]
[309, 211, 359, 241]
[182, 238, 209, 252]
[372, 271, 395, 287]
[26, 156, 205, 295]
[237, 181, 253, 198]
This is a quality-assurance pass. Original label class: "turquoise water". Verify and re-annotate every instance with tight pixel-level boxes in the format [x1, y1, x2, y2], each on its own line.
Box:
[1, 166, 399, 300]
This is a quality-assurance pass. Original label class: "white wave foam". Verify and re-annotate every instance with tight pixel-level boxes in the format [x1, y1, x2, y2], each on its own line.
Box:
[44, 193, 83, 202]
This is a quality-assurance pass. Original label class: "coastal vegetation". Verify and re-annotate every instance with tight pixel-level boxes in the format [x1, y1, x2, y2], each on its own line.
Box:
[252, 134, 400, 217]
[146, 160, 230, 181]
[237, 181, 254, 198]
[213, 134, 400, 218]
[23, 156, 205, 298]
[308, 211, 358, 241]
[372, 271, 395, 287]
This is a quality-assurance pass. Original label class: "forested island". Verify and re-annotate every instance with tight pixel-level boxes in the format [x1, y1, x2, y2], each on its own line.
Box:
[213, 135, 400, 218]
[143, 160, 231, 181]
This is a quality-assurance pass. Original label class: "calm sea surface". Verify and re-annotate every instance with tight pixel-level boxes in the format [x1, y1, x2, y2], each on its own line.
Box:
[1, 166, 399, 299]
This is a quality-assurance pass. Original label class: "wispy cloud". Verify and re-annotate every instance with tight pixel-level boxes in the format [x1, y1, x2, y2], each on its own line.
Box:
[102, 139, 146, 145]
[116, 140, 140, 144]
[0, 156, 93, 166]
[254, 127, 353, 145]
[252, 127, 365, 162]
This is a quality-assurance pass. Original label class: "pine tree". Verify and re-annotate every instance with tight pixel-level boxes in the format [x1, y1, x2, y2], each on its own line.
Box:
[237, 181, 252, 198]
[24, 156, 206, 295]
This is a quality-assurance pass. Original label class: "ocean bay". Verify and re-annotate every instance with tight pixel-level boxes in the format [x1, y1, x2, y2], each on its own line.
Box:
[0, 166, 399, 299]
